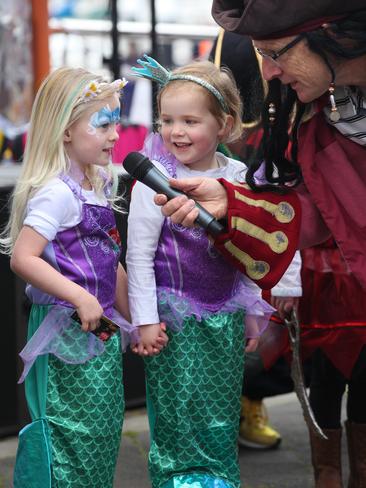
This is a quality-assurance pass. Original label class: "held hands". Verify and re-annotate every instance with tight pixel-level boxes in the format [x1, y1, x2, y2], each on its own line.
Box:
[131, 323, 169, 356]
[153, 177, 228, 227]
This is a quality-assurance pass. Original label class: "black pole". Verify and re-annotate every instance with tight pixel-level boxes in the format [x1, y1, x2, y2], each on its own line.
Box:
[150, 0, 157, 60]
[150, 0, 158, 125]
[109, 0, 120, 79]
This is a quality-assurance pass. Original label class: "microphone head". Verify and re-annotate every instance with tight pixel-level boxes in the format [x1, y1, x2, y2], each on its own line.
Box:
[123, 152, 153, 181]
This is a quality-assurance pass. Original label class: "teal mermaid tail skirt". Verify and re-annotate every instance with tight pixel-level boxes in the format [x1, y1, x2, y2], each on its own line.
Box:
[14, 305, 124, 488]
[145, 311, 245, 488]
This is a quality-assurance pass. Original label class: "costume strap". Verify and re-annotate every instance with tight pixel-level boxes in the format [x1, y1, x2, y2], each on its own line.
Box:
[60, 173, 87, 202]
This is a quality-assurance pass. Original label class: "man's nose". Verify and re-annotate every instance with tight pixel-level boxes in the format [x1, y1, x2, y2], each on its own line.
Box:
[261, 57, 283, 81]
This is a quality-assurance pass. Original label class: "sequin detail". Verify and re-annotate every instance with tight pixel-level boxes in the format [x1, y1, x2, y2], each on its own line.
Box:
[145, 311, 245, 488]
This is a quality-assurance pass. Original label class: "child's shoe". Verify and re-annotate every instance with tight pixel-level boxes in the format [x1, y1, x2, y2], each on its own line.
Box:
[238, 396, 282, 449]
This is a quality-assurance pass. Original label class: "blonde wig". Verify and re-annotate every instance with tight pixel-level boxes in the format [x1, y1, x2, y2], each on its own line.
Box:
[0, 67, 125, 254]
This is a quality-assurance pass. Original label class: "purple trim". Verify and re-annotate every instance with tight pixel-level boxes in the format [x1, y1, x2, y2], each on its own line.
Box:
[60, 173, 87, 201]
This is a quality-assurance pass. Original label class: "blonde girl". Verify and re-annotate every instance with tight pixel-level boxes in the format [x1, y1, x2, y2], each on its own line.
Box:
[1, 67, 136, 488]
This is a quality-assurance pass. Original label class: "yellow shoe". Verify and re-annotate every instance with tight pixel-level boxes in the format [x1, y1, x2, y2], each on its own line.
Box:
[238, 396, 282, 449]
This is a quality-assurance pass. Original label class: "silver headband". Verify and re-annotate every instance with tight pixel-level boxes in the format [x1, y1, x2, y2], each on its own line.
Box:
[131, 54, 229, 113]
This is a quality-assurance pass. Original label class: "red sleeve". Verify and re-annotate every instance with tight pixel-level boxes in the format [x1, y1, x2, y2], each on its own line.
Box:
[296, 183, 331, 249]
[213, 179, 301, 290]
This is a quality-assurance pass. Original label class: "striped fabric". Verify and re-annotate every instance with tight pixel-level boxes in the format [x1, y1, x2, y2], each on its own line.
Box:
[324, 86, 366, 145]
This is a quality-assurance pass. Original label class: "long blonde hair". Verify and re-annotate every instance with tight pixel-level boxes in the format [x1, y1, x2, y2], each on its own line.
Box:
[0, 67, 124, 255]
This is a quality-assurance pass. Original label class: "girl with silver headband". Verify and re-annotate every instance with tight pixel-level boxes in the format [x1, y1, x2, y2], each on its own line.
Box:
[127, 56, 274, 488]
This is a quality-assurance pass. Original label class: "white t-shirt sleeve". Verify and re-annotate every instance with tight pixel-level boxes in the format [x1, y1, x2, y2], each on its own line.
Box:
[271, 250, 302, 297]
[126, 161, 166, 326]
[23, 179, 78, 241]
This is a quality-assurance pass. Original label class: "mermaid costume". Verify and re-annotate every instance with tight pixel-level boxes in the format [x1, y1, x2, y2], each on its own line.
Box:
[129, 134, 273, 488]
[14, 175, 130, 488]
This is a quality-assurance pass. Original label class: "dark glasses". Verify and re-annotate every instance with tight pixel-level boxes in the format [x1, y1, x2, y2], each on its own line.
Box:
[255, 34, 305, 63]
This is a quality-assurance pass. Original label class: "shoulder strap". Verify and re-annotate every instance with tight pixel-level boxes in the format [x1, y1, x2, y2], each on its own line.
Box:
[59, 174, 87, 202]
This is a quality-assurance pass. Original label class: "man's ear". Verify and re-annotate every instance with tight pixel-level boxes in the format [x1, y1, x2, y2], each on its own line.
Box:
[63, 129, 71, 142]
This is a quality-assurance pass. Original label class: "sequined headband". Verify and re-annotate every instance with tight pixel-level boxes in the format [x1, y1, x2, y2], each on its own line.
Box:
[77, 78, 128, 104]
[131, 54, 229, 113]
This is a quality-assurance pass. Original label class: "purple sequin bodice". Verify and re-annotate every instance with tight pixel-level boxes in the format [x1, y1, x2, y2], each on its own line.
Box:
[27, 176, 121, 317]
[154, 220, 241, 312]
[53, 203, 121, 316]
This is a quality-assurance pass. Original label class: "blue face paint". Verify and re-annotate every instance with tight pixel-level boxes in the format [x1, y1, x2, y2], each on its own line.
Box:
[89, 106, 120, 128]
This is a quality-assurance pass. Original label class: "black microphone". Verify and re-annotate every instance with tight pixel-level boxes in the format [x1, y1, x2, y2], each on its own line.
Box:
[123, 152, 225, 237]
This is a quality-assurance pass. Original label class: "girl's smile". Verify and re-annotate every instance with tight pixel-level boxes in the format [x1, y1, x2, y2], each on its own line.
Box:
[160, 84, 227, 172]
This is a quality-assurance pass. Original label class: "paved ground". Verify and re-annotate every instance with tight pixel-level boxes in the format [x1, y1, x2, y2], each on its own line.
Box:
[0, 392, 349, 488]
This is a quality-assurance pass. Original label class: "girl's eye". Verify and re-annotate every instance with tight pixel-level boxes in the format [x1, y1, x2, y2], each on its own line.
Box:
[161, 119, 172, 125]
[100, 123, 110, 129]
[185, 120, 196, 125]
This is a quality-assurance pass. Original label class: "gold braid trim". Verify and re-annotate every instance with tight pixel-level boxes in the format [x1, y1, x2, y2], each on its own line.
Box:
[231, 216, 289, 254]
[234, 189, 295, 223]
[223, 241, 270, 280]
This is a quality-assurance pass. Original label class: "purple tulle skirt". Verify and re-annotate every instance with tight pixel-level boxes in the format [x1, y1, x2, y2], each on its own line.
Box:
[18, 305, 138, 383]
[157, 278, 274, 338]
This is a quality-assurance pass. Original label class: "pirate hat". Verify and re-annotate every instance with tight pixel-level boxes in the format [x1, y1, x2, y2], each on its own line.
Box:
[212, 0, 366, 39]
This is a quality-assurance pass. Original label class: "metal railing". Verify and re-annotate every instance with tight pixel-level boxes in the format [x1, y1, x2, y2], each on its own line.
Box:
[48, 17, 219, 126]
[49, 17, 219, 41]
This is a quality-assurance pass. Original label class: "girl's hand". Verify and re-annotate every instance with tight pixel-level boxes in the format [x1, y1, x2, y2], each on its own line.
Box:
[132, 323, 169, 356]
[155, 322, 169, 350]
[74, 290, 104, 332]
[245, 337, 259, 353]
